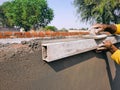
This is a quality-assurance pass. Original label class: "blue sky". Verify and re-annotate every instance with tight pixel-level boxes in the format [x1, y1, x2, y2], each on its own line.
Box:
[0, 0, 90, 29]
[47, 0, 90, 29]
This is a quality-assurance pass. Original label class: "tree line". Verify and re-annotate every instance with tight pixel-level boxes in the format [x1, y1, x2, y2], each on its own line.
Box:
[0, 0, 120, 32]
[74, 0, 120, 24]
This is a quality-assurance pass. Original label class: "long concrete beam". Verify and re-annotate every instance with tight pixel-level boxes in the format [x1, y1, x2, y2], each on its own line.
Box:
[42, 35, 120, 62]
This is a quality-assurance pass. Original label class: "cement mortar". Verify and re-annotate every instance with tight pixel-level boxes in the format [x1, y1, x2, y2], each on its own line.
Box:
[0, 39, 119, 90]
[0, 40, 111, 90]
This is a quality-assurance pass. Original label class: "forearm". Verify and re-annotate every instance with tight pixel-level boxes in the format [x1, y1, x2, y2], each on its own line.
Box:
[108, 45, 118, 54]
[102, 24, 117, 34]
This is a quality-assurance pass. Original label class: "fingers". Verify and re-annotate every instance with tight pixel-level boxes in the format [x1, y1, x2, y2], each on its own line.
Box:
[95, 28, 103, 34]
[102, 40, 113, 49]
[88, 26, 103, 35]
[98, 40, 112, 48]
[96, 43, 107, 52]
[96, 40, 111, 52]
[88, 23, 106, 35]
[103, 40, 112, 44]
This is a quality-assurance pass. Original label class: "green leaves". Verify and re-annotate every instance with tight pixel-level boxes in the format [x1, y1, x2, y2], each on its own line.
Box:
[74, 0, 120, 24]
[0, 0, 54, 31]
[45, 26, 58, 31]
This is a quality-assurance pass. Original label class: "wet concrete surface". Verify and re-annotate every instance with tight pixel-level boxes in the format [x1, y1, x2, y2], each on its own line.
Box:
[0, 49, 110, 89]
[105, 43, 120, 90]
[0, 39, 119, 90]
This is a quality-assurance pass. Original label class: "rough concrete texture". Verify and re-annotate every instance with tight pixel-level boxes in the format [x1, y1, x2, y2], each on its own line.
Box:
[42, 39, 97, 62]
[0, 38, 120, 90]
[0, 39, 109, 90]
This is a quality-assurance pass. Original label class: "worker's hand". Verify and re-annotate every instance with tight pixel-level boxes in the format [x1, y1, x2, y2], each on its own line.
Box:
[96, 40, 118, 53]
[92, 24, 107, 33]
[88, 24, 106, 35]
[102, 40, 113, 49]
[102, 40, 118, 53]
[91, 23, 117, 34]
[96, 40, 112, 52]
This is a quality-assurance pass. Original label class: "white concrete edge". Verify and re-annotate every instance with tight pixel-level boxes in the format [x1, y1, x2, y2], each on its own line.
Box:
[42, 36, 120, 62]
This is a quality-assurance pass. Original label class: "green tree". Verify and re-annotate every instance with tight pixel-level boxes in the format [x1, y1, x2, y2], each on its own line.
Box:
[45, 26, 57, 31]
[0, 0, 54, 31]
[74, 0, 120, 24]
[0, 1, 13, 27]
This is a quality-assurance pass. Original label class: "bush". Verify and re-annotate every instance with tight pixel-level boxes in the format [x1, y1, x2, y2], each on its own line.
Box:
[45, 26, 57, 31]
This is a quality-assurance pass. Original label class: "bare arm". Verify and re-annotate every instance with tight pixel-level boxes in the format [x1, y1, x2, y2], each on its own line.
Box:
[103, 40, 118, 53]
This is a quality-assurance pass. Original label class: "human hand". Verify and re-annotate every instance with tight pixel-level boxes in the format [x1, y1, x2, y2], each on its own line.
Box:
[102, 40, 113, 49]
[102, 40, 118, 53]
[96, 40, 118, 53]
[89, 24, 107, 35]
[96, 40, 112, 52]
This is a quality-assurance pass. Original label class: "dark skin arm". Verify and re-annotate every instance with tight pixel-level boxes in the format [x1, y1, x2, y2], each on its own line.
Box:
[92, 24, 118, 53]
[103, 40, 118, 53]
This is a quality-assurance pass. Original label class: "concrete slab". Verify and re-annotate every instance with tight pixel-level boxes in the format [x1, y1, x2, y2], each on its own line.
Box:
[42, 36, 120, 62]
[42, 39, 97, 62]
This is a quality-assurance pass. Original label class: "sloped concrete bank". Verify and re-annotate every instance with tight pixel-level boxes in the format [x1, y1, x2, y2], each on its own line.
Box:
[0, 37, 120, 90]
